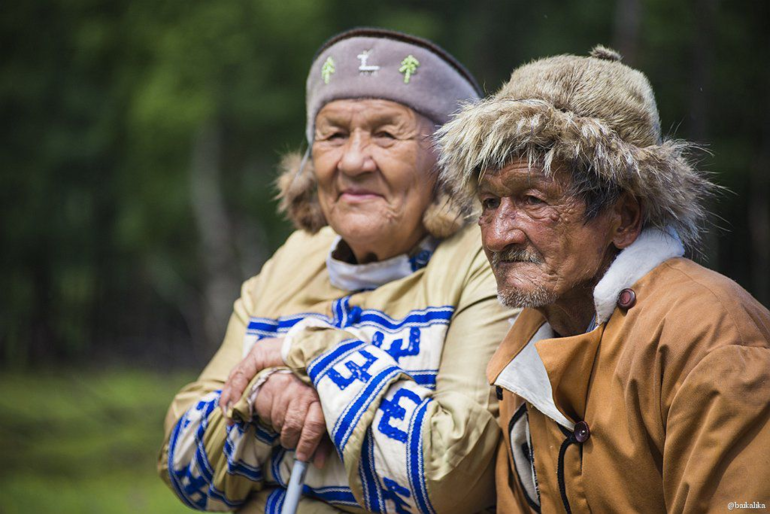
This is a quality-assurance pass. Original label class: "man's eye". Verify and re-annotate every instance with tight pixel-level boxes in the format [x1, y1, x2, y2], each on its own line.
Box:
[481, 197, 500, 210]
[375, 131, 396, 140]
[523, 195, 545, 206]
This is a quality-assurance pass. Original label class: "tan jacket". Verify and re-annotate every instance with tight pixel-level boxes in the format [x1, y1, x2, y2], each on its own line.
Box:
[489, 229, 770, 513]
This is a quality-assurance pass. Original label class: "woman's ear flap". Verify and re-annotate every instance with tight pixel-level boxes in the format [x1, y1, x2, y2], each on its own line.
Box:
[276, 151, 328, 233]
[422, 184, 473, 239]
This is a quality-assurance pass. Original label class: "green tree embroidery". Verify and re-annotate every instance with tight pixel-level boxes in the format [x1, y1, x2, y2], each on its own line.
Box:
[399, 55, 420, 84]
[321, 57, 335, 84]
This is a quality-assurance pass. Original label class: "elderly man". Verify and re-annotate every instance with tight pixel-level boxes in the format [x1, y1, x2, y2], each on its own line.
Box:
[160, 29, 513, 513]
[437, 47, 770, 512]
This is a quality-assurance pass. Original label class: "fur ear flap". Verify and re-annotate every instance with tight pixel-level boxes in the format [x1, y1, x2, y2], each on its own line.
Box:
[422, 188, 472, 239]
[275, 151, 327, 233]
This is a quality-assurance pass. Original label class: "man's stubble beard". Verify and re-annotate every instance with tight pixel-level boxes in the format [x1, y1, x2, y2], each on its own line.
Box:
[496, 285, 557, 309]
[491, 247, 558, 309]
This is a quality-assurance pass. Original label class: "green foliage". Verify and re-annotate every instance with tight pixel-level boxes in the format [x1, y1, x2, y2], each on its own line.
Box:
[0, 368, 195, 513]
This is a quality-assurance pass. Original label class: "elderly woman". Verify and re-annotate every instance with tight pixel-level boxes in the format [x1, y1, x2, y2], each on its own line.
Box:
[159, 29, 513, 513]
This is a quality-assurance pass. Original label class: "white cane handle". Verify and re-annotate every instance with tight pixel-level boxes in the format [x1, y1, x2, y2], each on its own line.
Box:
[281, 459, 309, 514]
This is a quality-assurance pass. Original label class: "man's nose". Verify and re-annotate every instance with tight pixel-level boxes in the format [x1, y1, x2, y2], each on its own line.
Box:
[338, 130, 376, 176]
[481, 200, 527, 252]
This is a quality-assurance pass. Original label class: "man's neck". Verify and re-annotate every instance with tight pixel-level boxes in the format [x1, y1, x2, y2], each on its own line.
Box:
[536, 287, 596, 337]
[537, 249, 617, 337]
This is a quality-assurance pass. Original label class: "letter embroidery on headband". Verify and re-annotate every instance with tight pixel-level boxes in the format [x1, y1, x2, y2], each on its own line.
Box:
[321, 56, 335, 84]
[357, 50, 380, 73]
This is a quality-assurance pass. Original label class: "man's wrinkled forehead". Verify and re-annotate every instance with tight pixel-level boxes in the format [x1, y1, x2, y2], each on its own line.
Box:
[477, 160, 556, 193]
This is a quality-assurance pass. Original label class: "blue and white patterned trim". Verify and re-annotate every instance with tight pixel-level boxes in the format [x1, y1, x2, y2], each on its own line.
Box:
[360, 427, 384, 512]
[265, 488, 286, 514]
[332, 365, 403, 456]
[407, 399, 436, 514]
[407, 369, 438, 390]
[304, 485, 360, 507]
[167, 391, 246, 511]
[246, 311, 329, 339]
[247, 298, 454, 340]
[270, 446, 288, 488]
[307, 338, 367, 386]
[355, 306, 454, 333]
[224, 424, 263, 481]
[254, 423, 279, 446]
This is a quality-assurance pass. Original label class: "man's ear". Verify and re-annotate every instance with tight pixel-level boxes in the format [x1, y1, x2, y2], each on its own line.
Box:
[611, 192, 643, 250]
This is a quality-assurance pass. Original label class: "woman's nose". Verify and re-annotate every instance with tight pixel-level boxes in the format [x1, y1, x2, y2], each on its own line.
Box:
[338, 131, 376, 176]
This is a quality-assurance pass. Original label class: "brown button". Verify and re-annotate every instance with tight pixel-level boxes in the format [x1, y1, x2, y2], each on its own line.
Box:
[495, 386, 504, 400]
[617, 288, 636, 309]
[574, 421, 590, 443]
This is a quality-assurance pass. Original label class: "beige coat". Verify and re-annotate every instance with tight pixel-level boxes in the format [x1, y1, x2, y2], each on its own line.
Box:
[489, 230, 770, 513]
[159, 225, 513, 513]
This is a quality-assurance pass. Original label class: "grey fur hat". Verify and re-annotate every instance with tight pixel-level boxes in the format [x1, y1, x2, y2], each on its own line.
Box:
[277, 28, 482, 239]
[436, 46, 715, 247]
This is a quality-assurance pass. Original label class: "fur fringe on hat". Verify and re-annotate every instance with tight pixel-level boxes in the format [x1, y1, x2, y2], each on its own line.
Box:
[275, 151, 471, 239]
[436, 48, 716, 248]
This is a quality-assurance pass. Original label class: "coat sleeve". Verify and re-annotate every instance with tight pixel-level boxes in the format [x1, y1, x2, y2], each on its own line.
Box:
[283, 250, 513, 514]
[663, 344, 770, 513]
[157, 272, 279, 511]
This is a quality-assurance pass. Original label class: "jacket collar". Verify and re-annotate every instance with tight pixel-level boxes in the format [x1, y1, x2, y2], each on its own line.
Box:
[594, 227, 684, 324]
[488, 227, 684, 429]
[326, 235, 439, 291]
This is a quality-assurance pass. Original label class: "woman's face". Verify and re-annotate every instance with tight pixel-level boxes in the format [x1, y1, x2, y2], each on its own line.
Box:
[312, 99, 438, 263]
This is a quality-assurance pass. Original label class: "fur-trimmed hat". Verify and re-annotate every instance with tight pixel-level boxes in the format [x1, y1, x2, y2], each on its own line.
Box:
[436, 46, 715, 247]
[276, 28, 481, 239]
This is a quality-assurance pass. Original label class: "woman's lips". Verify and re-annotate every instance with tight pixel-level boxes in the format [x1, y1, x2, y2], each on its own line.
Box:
[339, 190, 383, 202]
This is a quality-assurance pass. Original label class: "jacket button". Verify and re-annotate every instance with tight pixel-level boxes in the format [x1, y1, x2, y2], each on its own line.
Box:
[617, 288, 636, 309]
[495, 386, 503, 400]
[574, 421, 590, 443]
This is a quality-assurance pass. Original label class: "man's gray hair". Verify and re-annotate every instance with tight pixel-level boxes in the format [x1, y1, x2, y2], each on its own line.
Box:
[436, 46, 716, 248]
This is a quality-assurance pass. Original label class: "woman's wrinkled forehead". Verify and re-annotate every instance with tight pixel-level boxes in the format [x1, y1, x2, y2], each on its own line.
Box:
[314, 99, 433, 132]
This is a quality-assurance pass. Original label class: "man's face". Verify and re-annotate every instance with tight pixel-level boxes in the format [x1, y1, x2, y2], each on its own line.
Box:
[477, 159, 617, 309]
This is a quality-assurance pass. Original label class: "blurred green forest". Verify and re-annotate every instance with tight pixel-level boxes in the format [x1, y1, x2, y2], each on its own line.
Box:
[0, 0, 768, 511]
[2, 0, 769, 370]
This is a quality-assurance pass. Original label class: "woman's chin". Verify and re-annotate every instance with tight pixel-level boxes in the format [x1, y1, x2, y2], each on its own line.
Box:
[335, 221, 391, 246]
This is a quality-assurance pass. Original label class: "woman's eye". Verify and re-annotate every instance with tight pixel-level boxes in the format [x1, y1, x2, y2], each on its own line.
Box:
[327, 132, 347, 140]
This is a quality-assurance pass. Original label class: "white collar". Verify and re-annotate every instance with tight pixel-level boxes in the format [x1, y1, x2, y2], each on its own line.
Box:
[495, 227, 684, 429]
[593, 227, 684, 324]
[326, 236, 439, 291]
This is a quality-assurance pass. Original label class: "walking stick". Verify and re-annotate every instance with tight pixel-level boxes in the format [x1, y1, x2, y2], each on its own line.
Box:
[281, 458, 309, 514]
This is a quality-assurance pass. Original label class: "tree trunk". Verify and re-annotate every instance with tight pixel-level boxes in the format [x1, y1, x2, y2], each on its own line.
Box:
[190, 121, 241, 352]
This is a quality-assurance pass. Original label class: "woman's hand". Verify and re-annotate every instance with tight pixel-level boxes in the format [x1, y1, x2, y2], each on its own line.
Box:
[218, 337, 331, 466]
[255, 372, 332, 467]
[219, 337, 284, 419]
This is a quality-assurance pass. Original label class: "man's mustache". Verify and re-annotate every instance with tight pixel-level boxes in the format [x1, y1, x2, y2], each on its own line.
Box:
[490, 247, 543, 267]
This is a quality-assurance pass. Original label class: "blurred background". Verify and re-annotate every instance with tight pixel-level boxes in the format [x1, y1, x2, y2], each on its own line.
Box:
[1, 0, 768, 512]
